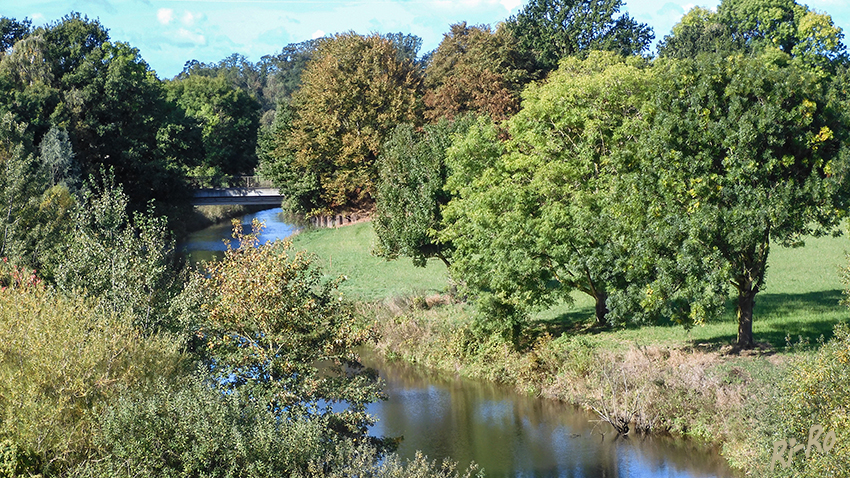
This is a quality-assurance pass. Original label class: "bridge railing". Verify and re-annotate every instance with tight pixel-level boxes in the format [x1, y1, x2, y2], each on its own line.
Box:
[188, 175, 275, 189]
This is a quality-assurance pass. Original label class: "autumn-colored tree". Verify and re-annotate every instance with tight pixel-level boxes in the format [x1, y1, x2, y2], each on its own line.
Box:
[177, 220, 384, 444]
[283, 32, 422, 213]
[423, 22, 533, 122]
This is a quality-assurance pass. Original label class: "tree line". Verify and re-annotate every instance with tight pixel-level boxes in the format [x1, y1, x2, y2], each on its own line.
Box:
[260, 0, 849, 350]
[1, 0, 850, 474]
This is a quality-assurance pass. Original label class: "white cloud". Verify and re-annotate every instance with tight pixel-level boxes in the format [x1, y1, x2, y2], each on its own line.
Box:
[500, 0, 522, 11]
[176, 28, 206, 46]
[157, 8, 174, 25]
[311, 29, 326, 39]
[182, 11, 202, 27]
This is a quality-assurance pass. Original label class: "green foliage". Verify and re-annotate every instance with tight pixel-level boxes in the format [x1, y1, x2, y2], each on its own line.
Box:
[0, 13, 198, 215]
[52, 176, 179, 331]
[633, 53, 850, 346]
[440, 53, 655, 336]
[39, 125, 79, 190]
[257, 100, 322, 214]
[177, 220, 385, 443]
[75, 378, 336, 478]
[507, 0, 654, 75]
[659, 0, 846, 72]
[0, 17, 31, 53]
[282, 32, 423, 213]
[744, 323, 850, 476]
[374, 116, 477, 267]
[0, 113, 43, 265]
[165, 75, 260, 177]
[656, 7, 743, 58]
[0, 267, 187, 476]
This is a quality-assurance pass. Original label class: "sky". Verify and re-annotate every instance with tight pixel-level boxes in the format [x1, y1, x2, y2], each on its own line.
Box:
[4, 0, 850, 80]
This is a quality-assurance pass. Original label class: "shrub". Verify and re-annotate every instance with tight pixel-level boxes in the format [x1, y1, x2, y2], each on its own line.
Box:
[0, 272, 187, 476]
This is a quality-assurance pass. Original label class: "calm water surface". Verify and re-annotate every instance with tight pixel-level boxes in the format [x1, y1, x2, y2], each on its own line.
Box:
[184, 208, 737, 478]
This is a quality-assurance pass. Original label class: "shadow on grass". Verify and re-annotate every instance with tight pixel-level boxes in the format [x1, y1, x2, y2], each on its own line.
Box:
[534, 290, 848, 351]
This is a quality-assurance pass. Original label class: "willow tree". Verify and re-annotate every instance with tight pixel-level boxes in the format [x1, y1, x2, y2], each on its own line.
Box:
[283, 32, 422, 213]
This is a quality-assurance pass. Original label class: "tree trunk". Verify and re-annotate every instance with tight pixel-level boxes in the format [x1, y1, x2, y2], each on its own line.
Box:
[736, 281, 757, 349]
[594, 290, 609, 327]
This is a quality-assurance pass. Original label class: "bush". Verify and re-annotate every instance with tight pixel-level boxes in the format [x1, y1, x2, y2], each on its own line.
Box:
[750, 322, 850, 476]
[0, 270, 187, 476]
[73, 378, 334, 478]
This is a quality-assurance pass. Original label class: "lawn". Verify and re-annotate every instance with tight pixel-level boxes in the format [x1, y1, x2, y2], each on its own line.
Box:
[290, 222, 449, 302]
[291, 222, 850, 351]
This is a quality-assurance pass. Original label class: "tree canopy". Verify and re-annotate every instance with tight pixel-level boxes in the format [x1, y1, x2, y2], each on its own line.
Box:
[279, 32, 422, 213]
[423, 22, 532, 122]
[507, 0, 653, 75]
[634, 52, 850, 347]
[658, 0, 847, 72]
[165, 74, 260, 179]
[0, 14, 199, 217]
[439, 53, 655, 337]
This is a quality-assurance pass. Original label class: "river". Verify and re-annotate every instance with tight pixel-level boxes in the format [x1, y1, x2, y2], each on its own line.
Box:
[183, 207, 737, 478]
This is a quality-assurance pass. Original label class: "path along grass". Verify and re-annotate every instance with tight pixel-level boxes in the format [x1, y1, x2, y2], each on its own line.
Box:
[290, 222, 850, 476]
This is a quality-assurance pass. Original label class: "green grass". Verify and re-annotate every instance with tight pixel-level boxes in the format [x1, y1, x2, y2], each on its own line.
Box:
[291, 222, 850, 351]
[289, 222, 449, 301]
[537, 233, 850, 351]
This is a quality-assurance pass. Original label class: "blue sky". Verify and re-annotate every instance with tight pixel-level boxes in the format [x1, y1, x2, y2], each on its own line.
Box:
[4, 0, 850, 79]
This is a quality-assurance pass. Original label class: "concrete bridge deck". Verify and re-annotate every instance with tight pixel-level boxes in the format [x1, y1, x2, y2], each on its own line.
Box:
[192, 187, 283, 206]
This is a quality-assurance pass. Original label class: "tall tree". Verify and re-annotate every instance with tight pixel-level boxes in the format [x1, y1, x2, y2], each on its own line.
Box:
[659, 0, 846, 72]
[281, 32, 422, 213]
[0, 16, 31, 53]
[635, 53, 850, 348]
[507, 0, 653, 75]
[439, 53, 655, 338]
[656, 7, 743, 58]
[423, 22, 533, 122]
[373, 115, 478, 268]
[0, 13, 200, 217]
[165, 75, 260, 179]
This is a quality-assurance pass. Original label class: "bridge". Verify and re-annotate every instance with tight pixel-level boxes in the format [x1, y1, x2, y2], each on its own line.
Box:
[190, 176, 284, 206]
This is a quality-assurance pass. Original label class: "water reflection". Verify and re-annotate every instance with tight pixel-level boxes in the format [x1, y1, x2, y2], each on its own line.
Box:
[183, 211, 736, 478]
[181, 208, 298, 263]
[362, 351, 735, 478]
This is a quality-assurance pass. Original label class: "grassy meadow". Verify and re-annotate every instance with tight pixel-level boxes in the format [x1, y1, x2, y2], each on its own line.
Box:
[292, 221, 850, 352]
[290, 222, 449, 301]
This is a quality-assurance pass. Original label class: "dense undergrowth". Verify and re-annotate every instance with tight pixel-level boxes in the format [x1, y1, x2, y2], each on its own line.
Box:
[366, 297, 849, 476]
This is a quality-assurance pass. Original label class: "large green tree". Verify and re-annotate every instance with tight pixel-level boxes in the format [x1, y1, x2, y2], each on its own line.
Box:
[658, 0, 846, 72]
[507, 0, 653, 75]
[276, 32, 422, 213]
[0, 13, 200, 216]
[373, 115, 478, 268]
[635, 53, 850, 348]
[165, 75, 260, 179]
[439, 53, 655, 337]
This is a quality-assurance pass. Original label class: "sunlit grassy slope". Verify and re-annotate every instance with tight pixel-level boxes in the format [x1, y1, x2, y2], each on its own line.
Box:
[289, 222, 448, 302]
[291, 222, 850, 350]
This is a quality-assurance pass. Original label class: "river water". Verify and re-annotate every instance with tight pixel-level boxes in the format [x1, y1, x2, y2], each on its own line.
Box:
[183, 208, 737, 478]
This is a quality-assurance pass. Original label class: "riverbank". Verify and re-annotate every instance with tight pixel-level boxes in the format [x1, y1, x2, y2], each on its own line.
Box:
[288, 222, 850, 477]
